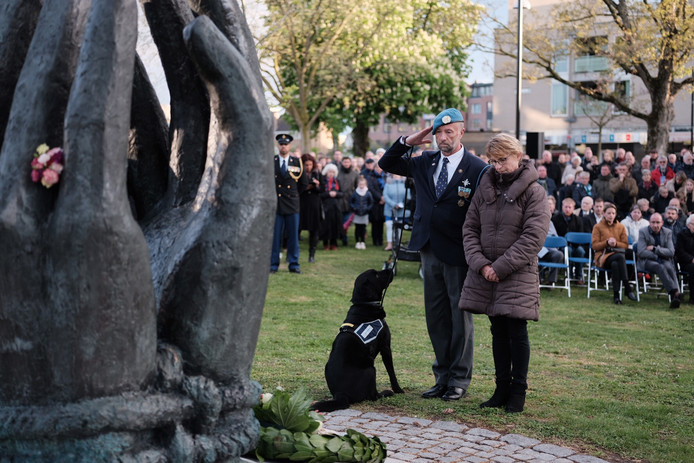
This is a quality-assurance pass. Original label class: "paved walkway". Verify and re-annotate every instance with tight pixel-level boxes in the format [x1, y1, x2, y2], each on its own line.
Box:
[321, 409, 614, 463]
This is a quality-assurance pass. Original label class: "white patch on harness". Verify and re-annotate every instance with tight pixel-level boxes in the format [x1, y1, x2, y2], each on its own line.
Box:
[354, 320, 384, 344]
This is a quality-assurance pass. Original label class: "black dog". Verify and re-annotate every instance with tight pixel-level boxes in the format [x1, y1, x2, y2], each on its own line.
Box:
[312, 268, 403, 412]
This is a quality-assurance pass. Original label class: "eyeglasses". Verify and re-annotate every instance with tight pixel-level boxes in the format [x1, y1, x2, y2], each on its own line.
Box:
[488, 157, 509, 166]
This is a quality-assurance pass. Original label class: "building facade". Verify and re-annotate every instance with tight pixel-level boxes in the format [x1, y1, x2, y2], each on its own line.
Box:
[493, 0, 693, 157]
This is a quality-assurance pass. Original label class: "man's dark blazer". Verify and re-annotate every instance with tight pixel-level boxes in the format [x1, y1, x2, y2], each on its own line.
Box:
[379, 138, 489, 266]
[274, 154, 307, 215]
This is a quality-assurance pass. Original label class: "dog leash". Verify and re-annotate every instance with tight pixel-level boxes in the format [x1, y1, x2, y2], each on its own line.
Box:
[381, 147, 414, 307]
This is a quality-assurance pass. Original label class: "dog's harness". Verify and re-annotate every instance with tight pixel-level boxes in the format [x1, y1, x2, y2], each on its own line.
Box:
[340, 319, 384, 345]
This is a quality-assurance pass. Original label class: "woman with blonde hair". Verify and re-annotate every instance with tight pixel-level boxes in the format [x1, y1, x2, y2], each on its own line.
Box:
[459, 133, 550, 413]
[676, 177, 694, 215]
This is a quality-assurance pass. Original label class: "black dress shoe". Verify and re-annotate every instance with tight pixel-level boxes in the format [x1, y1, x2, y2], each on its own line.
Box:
[421, 384, 446, 399]
[613, 296, 622, 305]
[289, 268, 302, 274]
[442, 386, 466, 401]
[626, 291, 637, 301]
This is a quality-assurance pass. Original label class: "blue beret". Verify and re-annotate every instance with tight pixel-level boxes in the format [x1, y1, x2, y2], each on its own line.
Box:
[432, 108, 464, 134]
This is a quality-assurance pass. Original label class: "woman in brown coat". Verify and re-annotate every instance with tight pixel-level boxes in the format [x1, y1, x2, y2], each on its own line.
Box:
[591, 202, 637, 304]
[459, 134, 550, 413]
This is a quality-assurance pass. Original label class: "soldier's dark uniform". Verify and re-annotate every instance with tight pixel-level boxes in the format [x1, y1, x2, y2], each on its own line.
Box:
[271, 134, 308, 273]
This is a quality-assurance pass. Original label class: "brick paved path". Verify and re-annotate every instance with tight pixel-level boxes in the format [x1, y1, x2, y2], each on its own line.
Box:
[321, 409, 613, 463]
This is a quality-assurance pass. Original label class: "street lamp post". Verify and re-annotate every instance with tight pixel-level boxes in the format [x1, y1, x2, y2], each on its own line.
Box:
[515, 2, 524, 140]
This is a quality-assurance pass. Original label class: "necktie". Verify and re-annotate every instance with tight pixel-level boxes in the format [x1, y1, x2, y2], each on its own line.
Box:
[281, 159, 287, 175]
[435, 157, 449, 198]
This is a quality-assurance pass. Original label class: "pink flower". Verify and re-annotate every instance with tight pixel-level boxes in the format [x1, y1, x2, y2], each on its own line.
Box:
[31, 158, 43, 170]
[41, 169, 60, 188]
[31, 169, 41, 183]
[37, 153, 51, 165]
[49, 162, 63, 174]
[46, 147, 64, 164]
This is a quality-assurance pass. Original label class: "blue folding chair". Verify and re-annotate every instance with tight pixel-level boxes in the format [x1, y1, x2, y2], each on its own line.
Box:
[538, 236, 571, 296]
[565, 232, 592, 288]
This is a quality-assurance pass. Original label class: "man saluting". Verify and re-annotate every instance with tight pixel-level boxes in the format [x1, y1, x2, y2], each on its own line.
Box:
[379, 109, 489, 401]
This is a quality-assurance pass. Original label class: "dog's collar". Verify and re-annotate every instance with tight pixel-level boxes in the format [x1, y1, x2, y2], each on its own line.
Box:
[350, 300, 382, 307]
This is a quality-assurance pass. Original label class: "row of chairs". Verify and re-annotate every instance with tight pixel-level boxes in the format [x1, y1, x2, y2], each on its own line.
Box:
[538, 232, 642, 300]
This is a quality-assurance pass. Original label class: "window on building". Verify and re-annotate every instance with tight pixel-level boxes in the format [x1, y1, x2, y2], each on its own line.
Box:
[574, 36, 609, 73]
[486, 101, 493, 129]
[551, 81, 568, 116]
[471, 103, 482, 114]
[469, 119, 482, 130]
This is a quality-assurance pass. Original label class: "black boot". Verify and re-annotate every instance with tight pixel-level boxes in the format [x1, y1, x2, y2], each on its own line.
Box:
[623, 280, 637, 301]
[308, 247, 316, 263]
[480, 380, 511, 408]
[505, 383, 527, 413]
[613, 290, 622, 305]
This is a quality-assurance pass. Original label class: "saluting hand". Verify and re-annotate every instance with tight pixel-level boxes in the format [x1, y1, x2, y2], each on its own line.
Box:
[404, 126, 433, 146]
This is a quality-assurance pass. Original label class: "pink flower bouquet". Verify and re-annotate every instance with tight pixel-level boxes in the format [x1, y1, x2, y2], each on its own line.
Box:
[31, 144, 64, 188]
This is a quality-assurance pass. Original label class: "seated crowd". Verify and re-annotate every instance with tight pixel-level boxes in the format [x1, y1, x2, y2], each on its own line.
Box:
[537, 146, 694, 308]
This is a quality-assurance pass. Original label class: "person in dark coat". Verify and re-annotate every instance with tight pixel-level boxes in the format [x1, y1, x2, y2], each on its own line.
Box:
[271, 134, 308, 274]
[379, 108, 489, 402]
[300, 153, 323, 263]
[319, 163, 343, 250]
[362, 159, 385, 246]
[675, 215, 694, 304]
[459, 133, 550, 413]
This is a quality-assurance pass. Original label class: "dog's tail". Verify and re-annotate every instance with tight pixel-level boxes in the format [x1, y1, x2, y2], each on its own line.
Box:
[311, 393, 350, 413]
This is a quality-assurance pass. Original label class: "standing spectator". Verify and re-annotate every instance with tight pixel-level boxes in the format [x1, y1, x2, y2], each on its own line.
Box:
[541, 150, 562, 187]
[561, 155, 583, 185]
[610, 162, 638, 219]
[593, 164, 614, 203]
[299, 154, 323, 263]
[583, 197, 605, 232]
[362, 159, 385, 246]
[666, 170, 687, 194]
[349, 176, 374, 250]
[675, 151, 694, 178]
[637, 213, 682, 308]
[573, 171, 593, 205]
[601, 149, 616, 174]
[338, 156, 359, 245]
[621, 205, 649, 245]
[581, 147, 597, 181]
[383, 174, 409, 251]
[677, 177, 694, 215]
[271, 134, 307, 274]
[592, 202, 637, 305]
[651, 155, 675, 188]
[379, 108, 489, 402]
[536, 165, 557, 198]
[632, 156, 650, 183]
[557, 174, 577, 204]
[459, 133, 549, 413]
[319, 164, 343, 250]
[675, 215, 694, 304]
[651, 185, 674, 213]
[638, 168, 658, 200]
[663, 205, 685, 247]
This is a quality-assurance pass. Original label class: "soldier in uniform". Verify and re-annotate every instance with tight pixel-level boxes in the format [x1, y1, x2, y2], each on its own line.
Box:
[271, 134, 308, 273]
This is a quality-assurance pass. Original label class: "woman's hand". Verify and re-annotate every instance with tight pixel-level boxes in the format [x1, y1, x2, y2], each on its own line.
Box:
[607, 237, 617, 247]
[481, 265, 499, 282]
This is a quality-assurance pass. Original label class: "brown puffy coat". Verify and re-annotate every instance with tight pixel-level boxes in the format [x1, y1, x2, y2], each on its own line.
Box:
[591, 218, 628, 268]
[458, 160, 550, 321]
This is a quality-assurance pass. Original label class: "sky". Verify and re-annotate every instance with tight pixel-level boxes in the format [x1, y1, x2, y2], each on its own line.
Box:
[466, 0, 509, 84]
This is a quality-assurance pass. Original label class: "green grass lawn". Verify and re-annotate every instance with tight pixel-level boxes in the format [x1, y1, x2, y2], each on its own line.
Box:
[252, 236, 694, 463]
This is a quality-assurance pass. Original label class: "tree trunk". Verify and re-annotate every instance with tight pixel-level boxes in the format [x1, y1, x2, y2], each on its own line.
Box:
[646, 94, 675, 156]
[352, 118, 370, 158]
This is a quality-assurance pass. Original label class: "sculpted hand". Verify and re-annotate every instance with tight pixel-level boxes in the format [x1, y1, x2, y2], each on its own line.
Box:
[403, 126, 433, 146]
